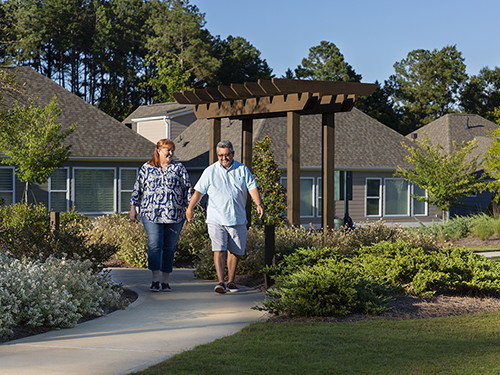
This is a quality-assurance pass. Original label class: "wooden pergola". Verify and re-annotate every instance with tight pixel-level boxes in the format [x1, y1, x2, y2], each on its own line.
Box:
[173, 78, 377, 230]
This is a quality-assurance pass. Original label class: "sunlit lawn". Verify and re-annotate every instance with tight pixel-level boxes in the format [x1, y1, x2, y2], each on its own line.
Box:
[132, 310, 500, 375]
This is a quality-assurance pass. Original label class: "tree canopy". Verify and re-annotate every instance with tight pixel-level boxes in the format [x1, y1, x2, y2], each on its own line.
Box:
[387, 45, 468, 131]
[395, 132, 484, 220]
[295, 41, 361, 82]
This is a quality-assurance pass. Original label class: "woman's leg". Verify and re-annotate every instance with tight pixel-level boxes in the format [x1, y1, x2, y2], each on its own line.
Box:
[160, 220, 185, 283]
[141, 217, 163, 276]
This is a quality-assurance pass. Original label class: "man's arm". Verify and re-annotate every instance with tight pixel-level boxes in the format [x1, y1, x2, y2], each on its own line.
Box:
[249, 187, 264, 219]
[186, 190, 204, 222]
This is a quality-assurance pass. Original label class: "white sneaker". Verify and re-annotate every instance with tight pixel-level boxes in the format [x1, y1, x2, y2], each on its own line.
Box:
[214, 282, 226, 294]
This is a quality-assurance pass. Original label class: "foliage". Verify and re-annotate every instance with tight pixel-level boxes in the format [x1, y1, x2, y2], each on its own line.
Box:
[208, 35, 273, 86]
[484, 126, 500, 204]
[395, 132, 485, 219]
[256, 260, 389, 317]
[177, 203, 210, 265]
[0, 203, 117, 268]
[139, 53, 191, 103]
[0, 253, 128, 337]
[251, 136, 287, 227]
[388, 45, 468, 130]
[295, 41, 361, 82]
[0, 95, 76, 202]
[89, 213, 148, 269]
[460, 67, 500, 121]
[411, 215, 475, 242]
[256, 240, 500, 317]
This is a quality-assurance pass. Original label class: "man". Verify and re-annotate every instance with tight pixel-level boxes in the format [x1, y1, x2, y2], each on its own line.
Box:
[186, 140, 264, 293]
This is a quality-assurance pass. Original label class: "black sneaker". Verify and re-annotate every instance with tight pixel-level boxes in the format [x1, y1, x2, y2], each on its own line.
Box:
[214, 282, 226, 294]
[150, 281, 160, 292]
[161, 283, 172, 292]
[226, 281, 239, 293]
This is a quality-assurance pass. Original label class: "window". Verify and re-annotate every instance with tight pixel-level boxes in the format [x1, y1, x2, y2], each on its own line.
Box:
[73, 168, 116, 214]
[317, 177, 323, 217]
[281, 177, 315, 218]
[0, 167, 15, 205]
[120, 168, 138, 213]
[334, 171, 353, 200]
[384, 178, 409, 216]
[366, 178, 381, 216]
[412, 184, 428, 216]
[49, 168, 69, 212]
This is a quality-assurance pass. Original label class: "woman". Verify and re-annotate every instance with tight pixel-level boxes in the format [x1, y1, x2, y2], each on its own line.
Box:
[129, 138, 191, 292]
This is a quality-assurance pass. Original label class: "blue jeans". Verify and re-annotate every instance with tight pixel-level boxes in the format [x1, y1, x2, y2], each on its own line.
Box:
[141, 217, 185, 273]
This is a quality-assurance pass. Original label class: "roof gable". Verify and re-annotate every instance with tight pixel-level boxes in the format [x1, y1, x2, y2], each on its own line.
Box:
[407, 114, 498, 160]
[1, 66, 155, 159]
[173, 107, 411, 170]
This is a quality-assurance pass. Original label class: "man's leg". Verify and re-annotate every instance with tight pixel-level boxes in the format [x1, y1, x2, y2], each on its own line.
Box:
[213, 250, 226, 283]
[227, 251, 239, 284]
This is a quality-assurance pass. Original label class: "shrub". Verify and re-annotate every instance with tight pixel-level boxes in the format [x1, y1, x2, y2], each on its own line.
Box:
[255, 260, 389, 317]
[89, 214, 148, 268]
[0, 253, 128, 337]
[177, 204, 210, 265]
[471, 214, 496, 240]
[0, 202, 49, 238]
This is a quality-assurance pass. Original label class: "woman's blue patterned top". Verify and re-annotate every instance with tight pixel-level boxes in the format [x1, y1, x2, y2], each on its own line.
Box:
[130, 161, 191, 223]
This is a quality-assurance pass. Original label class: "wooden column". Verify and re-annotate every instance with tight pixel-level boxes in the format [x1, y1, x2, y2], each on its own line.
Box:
[209, 118, 221, 165]
[322, 112, 335, 232]
[287, 112, 300, 226]
[242, 119, 253, 226]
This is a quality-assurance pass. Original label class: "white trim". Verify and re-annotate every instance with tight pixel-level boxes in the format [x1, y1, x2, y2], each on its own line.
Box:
[119, 167, 138, 214]
[48, 167, 70, 211]
[365, 177, 382, 217]
[412, 184, 428, 216]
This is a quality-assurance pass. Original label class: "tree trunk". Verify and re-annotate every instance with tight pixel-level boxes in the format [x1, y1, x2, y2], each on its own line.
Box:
[492, 201, 500, 217]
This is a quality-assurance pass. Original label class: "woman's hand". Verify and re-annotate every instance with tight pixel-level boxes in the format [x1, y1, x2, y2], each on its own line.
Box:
[129, 206, 137, 222]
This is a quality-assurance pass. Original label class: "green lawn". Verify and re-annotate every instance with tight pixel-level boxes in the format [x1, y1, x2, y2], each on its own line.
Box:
[133, 310, 500, 375]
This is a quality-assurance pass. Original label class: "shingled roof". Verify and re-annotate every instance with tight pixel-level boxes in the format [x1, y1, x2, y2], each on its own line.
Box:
[0, 66, 154, 160]
[173, 107, 412, 170]
[122, 102, 194, 123]
[407, 114, 498, 161]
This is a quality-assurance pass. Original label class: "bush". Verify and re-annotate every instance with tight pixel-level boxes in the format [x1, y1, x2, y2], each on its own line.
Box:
[256, 240, 500, 317]
[0, 253, 128, 337]
[177, 204, 210, 265]
[255, 260, 389, 317]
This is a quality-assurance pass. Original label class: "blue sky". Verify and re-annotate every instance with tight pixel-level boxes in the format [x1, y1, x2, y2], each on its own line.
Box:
[192, 0, 500, 84]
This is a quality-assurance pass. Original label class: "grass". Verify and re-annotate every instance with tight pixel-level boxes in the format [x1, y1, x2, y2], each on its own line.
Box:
[132, 310, 500, 375]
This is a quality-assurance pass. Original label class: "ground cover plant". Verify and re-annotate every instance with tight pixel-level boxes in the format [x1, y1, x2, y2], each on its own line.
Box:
[0, 203, 130, 340]
[0, 253, 128, 338]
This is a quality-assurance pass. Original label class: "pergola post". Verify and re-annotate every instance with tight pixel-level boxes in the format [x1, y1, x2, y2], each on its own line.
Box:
[209, 118, 221, 165]
[242, 119, 253, 226]
[322, 112, 335, 232]
[287, 112, 300, 227]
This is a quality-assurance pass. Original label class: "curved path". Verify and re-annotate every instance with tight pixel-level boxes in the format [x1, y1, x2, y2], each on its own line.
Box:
[0, 268, 266, 375]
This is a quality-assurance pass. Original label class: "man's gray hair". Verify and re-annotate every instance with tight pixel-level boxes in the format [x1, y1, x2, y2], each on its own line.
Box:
[217, 140, 234, 152]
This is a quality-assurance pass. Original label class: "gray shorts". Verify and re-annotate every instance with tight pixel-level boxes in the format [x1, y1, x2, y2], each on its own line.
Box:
[207, 220, 247, 256]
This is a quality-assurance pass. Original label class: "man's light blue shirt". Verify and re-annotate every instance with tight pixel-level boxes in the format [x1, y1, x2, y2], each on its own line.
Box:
[194, 160, 258, 226]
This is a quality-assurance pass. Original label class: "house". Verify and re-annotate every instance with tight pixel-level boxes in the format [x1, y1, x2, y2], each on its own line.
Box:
[0, 66, 155, 215]
[122, 102, 196, 144]
[407, 114, 499, 217]
[172, 108, 441, 228]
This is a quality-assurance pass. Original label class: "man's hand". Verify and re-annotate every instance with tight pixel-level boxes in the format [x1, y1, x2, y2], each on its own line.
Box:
[256, 204, 264, 219]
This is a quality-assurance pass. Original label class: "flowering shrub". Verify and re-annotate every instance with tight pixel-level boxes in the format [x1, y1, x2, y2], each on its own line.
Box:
[0, 253, 128, 338]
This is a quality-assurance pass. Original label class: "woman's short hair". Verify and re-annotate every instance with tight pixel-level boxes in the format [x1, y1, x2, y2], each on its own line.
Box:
[217, 140, 234, 152]
[149, 138, 175, 167]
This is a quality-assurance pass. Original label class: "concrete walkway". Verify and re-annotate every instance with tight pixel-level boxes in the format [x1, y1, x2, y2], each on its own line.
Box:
[0, 268, 266, 375]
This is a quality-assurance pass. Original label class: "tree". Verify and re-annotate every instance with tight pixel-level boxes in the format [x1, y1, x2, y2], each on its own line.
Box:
[251, 136, 287, 227]
[295, 41, 361, 82]
[0, 96, 76, 202]
[483, 126, 500, 216]
[388, 45, 468, 131]
[139, 53, 191, 103]
[460, 67, 500, 121]
[208, 35, 273, 86]
[394, 132, 485, 221]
